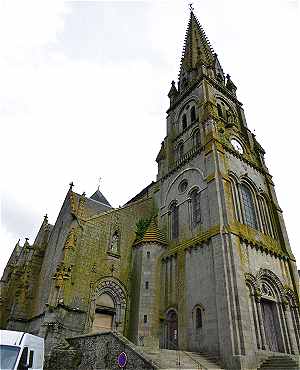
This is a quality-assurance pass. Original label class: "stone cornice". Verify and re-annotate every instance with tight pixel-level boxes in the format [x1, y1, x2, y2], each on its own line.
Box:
[159, 145, 203, 182]
[161, 223, 289, 259]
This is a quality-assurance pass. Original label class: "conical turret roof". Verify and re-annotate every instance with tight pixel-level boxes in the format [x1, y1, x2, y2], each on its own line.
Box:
[134, 217, 167, 246]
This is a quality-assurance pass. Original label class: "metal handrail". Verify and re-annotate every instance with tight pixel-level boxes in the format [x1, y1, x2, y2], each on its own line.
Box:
[166, 339, 205, 370]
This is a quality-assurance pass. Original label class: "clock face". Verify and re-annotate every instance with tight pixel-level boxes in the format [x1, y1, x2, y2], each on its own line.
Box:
[231, 139, 243, 154]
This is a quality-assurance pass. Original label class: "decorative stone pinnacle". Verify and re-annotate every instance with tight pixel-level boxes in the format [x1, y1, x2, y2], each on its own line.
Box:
[189, 3, 194, 12]
[44, 214, 48, 221]
[69, 181, 74, 191]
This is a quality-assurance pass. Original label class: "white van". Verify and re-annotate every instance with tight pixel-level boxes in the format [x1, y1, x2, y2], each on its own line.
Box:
[0, 330, 44, 370]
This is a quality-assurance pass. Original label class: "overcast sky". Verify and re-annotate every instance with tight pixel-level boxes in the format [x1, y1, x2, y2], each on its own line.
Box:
[1, 0, 299, 275]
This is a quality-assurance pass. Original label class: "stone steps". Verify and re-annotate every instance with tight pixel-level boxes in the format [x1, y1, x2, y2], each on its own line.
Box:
[258, 355, 300, 369]
[138, 348, 224, 369]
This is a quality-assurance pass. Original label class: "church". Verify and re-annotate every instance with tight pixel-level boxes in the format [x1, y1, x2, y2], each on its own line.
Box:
[1, 9, 299, 370]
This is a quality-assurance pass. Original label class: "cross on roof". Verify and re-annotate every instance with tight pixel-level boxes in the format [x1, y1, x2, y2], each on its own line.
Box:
[97, 177, 102, 190]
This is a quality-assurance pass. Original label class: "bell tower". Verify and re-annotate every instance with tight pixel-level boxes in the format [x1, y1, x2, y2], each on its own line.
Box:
[155, 9, 300, 369]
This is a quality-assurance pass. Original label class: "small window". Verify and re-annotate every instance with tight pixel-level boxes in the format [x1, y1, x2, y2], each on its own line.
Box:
[193, 130, 200, 147]
[170, 202, 179, 239]
[182, 114, 187, 130]
[196, 308, 202, 329]
[145, 281, 149, 289]
[190, 106, 196, 122]
[29, 350, 34, 368]
[144, 315, 148, 323]
[178, 179, 188, 193]
[146, 251, 150, 258]
[177, 143, 184, 160]
[191, 189, 201, 226]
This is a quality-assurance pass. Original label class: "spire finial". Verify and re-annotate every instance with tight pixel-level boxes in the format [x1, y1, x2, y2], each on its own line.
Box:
[44, 213, 48, 222]
[69, 181, 74, 191]
[189, 3, 194, 12]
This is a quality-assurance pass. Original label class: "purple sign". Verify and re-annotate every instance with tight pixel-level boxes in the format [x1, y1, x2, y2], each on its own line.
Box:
[117, 351, 127, 368]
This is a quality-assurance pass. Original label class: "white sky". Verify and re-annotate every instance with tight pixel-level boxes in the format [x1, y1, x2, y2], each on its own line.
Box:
[1, 0, 299, 275]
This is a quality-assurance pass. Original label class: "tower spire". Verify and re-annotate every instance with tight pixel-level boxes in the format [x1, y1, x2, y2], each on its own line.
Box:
[178, 9, 216, 92]
[180, 10, 215, 70]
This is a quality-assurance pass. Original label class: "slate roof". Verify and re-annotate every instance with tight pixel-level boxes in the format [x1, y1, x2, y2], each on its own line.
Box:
[90, 189, 111, 207]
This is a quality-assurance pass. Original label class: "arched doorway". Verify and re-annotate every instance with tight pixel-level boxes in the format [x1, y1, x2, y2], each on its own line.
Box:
[92, 293, 115, 333]
[166, 310, 178, 349]
[87, 277, 127, 335]
[261, 299, 279, 352]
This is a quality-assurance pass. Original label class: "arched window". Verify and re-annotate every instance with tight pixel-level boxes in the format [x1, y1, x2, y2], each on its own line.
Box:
[182, 114, 187, 130]
[170, 202, 179, 239]
[193, 129, 200, 147]
[196, 307, 202, 329]
[240, 184, 257, 229]
[177, 142, 184, 160]
[258, 196, 275, 238]
[190, 106, 196, 122]
[190, 189, 201, 226]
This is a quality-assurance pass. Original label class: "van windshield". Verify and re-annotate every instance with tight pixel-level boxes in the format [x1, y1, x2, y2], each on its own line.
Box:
[0, 345, 20, 370]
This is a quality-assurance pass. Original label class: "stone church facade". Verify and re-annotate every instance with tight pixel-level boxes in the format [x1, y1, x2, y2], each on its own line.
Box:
[1, 10, 299, 370]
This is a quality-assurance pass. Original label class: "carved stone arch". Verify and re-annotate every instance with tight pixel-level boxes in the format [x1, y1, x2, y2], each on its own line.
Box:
[164, 167, 205, 207]
[284, 287, 298, 307]
[94, 277, 127, 306]
[215, 94, 237, 114]
[175, 96, 198, 122]
[245, 272, 257, 295]
[87, 277, 127, 334]
[239, 176, 259, 195]
[256, 269, 285, 300]
[228, 170, 239, 183]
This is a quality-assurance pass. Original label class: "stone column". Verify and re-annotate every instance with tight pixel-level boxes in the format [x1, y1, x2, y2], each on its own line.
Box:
[277, 301, 289, 353]
[283, 302, 297, 354]
[250, 292, 261, 349]
[255, 295, 267, 350]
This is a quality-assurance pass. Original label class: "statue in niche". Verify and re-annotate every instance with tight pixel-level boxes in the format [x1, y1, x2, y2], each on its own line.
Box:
[110, 232, 119, 254]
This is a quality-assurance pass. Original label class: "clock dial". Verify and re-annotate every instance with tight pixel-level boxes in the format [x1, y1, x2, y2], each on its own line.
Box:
[231, 139, 243, 154]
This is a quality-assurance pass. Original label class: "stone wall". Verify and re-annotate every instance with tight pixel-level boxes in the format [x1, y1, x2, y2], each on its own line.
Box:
[45, 332, 157, 370]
